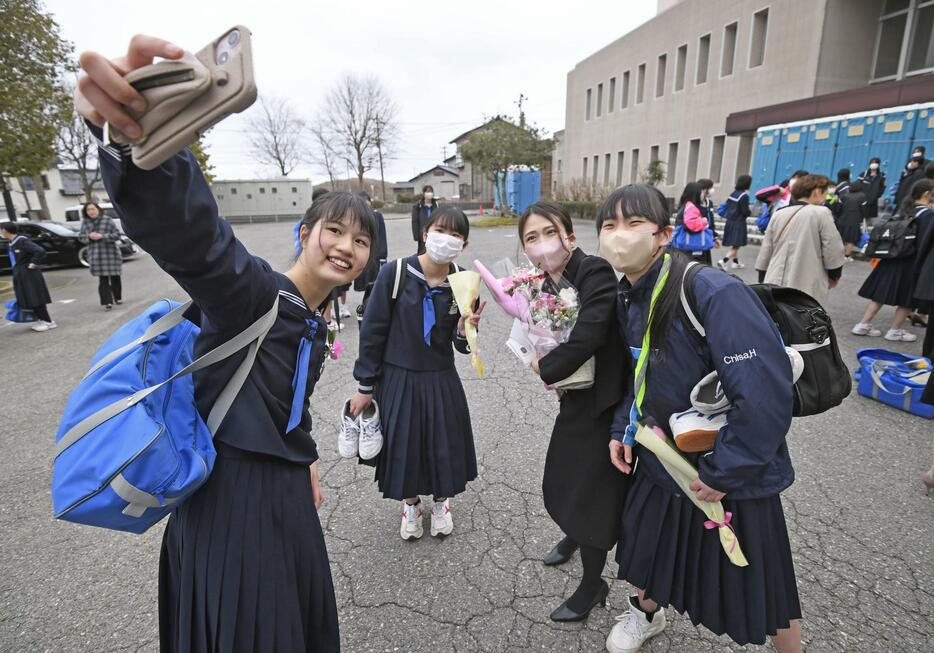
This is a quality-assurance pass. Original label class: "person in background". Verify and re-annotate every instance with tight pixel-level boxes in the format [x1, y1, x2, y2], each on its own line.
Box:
[77, 201, 124, 310]
[914, 183, 934, 495]
[774, 170, 809, 211]
[856, 157, 886, 220]
[893, 147, 928, 210]
[410, 185, 438, 255]
[833, 168, 851, 196]
[697, 177, 721, 248]
[755, 175, 845, 307]
[354, 191, 388, 324]
[673, 182, 714, 265]
[1, 222, 57, 332]
[717, 174, 752, 270]
[851, 179, 933, 342]
[832, 176, 869, 261]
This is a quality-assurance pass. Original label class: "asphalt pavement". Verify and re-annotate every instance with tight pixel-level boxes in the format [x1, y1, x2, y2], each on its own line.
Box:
[1, 214, 932, 652]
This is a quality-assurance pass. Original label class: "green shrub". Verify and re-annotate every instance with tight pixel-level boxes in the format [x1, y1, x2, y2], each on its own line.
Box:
[372, 199, 385, 209]
[559, 201, 600, 220]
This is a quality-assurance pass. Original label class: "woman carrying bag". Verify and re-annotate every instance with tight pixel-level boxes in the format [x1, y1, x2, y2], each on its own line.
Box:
[78, 201, 124, 310]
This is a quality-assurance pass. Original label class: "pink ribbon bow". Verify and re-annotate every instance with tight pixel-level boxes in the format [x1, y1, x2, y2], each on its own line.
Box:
[704, 511, 737, 553]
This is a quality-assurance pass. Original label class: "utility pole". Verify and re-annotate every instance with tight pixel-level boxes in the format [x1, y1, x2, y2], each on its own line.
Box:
[375, 117, 387, 202]
[441, 145, 448, 162]
[516, 93, 527, 129]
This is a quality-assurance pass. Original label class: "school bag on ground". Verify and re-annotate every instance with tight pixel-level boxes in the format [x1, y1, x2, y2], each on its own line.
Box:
[5, 299, 36, 323]
[863, 210, 919, 259]
[680, 262, 851, 417]
[853, 349, 933, 419]
[52, 296, 279, 534]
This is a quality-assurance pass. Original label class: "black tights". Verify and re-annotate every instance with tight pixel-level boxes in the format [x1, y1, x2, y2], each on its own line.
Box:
[925, 319, 933, 360]
[561, 536, 607, 612]
[98, 275, 122, 306]
[33, 304, 51, 322]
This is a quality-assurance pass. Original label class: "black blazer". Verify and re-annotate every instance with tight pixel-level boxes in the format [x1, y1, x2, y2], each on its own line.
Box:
[410, 200, 438, 242]
[538, 248, 628, 415]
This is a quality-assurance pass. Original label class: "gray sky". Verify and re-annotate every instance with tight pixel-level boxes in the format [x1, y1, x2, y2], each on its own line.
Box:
[46, 1, 656, 184]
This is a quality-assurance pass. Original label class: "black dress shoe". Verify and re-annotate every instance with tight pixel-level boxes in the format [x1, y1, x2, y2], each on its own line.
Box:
[543, 540, 579, 566]
[549, 581, 610, 622]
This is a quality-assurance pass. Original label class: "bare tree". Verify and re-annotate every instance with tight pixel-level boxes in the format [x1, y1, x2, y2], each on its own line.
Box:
[319, 74, 397, 189]
[247, 95, 306, 176]
[57, 96, 100, 201]
[309, 121, 339, 191]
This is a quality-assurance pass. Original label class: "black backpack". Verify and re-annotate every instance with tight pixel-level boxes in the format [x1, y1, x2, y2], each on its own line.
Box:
[680, 263, 851, 417]
[864, 210, 920, 259]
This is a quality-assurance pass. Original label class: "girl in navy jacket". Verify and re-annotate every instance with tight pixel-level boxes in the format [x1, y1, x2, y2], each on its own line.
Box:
[598, 185, 802, 653]
[349, 208, 484, 540]
[76, 37, 379, 652]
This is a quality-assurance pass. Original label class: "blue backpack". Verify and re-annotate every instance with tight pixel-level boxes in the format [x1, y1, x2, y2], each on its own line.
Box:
[5, 299, 37, 323]
[716, 201, 728, 217]
[756, 204, 772, 234]
[52, 297, 278, 534]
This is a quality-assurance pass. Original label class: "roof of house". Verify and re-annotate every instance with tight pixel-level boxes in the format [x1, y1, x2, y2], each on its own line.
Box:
[449, 116, 522, 144]
[407, 165, 459, 182]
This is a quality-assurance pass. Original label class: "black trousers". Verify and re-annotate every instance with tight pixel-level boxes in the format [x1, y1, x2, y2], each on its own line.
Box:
[924, 319, 933, 360]
[33, 304, 51, 322]
[98, 275, 122, 305]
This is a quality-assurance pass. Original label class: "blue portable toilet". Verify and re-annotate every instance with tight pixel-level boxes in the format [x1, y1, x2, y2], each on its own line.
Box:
[500, 169, 541, 215]
[775, 122, 810, 182]
[868, 107, 919, 177]
[803, 118, 840, 178]
[751, 127, 781, 190]
[832, 114, 874, 178]
[910, 105, 934, 162]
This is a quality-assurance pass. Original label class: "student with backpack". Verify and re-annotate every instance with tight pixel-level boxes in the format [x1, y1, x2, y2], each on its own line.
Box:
[914, 180, 934, 359]
[832, 174, 870, 260]
[73, 37, 380, 651]
[354, 191, 388, 324]
[852, 180, 933, 342]
[0, 222, 57, 332]
[716, 174, 752, 270]
[598, 184, 804, 653]
[672, 182, 715, 265]
[347, 207, 484, 541]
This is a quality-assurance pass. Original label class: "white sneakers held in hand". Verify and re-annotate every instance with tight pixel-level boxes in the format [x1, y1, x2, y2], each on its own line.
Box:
[338, 399, 383, 460]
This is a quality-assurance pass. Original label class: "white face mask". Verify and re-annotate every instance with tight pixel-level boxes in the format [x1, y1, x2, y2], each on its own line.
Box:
[424, 192, 434, 202]
[869, 163, 879, 170]
[424, 232, 463, 264]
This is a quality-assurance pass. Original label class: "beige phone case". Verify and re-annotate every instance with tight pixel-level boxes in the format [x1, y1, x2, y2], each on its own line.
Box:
[108, 26, 256, 170]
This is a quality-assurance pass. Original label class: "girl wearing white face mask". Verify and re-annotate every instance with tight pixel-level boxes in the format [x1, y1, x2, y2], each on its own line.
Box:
[856, 157, 886, 220]
[349, 208, 485, 540]
[411, 184, 438, 255]
[518, 202, 631, 623]
[598, 185, 803, 653]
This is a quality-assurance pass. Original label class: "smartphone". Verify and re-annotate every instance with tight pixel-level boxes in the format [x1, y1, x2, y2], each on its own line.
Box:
[112, 26, 257, 170]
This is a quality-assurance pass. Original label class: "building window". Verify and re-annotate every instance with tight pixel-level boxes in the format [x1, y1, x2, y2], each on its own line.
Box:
[217, 194, 224, 200]
[604, 153, 611, 186]
[40, 174, 50, 190]
[749, 8, 769, 68]
[246, 193, 252, 199]
[631, 148, 640, 184]
[736, 134, 754, 178]
[558, 159, 563, 172]
[596, 83, 603, 117]
[231, 188, 237, 195]
[667, 143, 679, 185]
[636, 63, 646, 103]
[675, 44, 687, 91]
[608, 77, 616, 112]
[586, 88, 592, 120]
[592, 155, 599, 184]
[259, 187, 266, 194]
[710, 135, 725, 183]
[621, 70, 631, 108]
[650, 145, 660, 163]
[292, 186, 298, 193]
[293, 201, 297, 206]
[874, 8, 909, 78]
[696, 33, 711, 84]
[687, 138, 701, 182]
[616, 151, 625, 186]
[656, 53, 667, 97]
[272, 187, 278, 194]
[907, 1, 934, 73]
[721, 22, 738, 77]
[582, 157, 589, 178]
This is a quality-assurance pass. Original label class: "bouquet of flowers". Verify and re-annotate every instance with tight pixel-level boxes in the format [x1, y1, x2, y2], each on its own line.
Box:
[475, 259, 594, 390]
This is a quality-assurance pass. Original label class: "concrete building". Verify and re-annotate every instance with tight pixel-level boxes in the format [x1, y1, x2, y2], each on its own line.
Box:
[9, 164, 109, 222]
[449, 118, 519, 204]
[211, 178, 313, 223]
[393, 164, 460, 201]
[558, 0, 934, 199]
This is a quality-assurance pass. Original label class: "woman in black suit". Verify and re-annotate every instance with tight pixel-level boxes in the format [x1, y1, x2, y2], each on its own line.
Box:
[411, 185, 438, 255]
[519, 201, 630, 622]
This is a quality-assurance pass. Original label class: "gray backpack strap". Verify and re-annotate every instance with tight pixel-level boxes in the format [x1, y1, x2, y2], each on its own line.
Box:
[391, 258, 405, 300]
[55, 296, 280, 458]
[679, 261, 706, 338]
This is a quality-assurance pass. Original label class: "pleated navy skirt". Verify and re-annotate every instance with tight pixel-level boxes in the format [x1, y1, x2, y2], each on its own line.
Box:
[858, 257, 917, 307]
[364, 363, 477, 500]
[616, 470, 801, 646]
[159, 444, 339, 653]
[721, 219, 748, 247]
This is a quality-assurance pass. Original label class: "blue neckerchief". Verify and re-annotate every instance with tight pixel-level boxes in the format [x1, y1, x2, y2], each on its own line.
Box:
[286, 318, 319, 433]
[7, 236, 21, 267]
[421, 283, 443, 346]
[426, 205, 432, 219]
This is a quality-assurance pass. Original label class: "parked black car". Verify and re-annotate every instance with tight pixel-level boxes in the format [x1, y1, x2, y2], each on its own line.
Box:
[0, 221, 138, 273]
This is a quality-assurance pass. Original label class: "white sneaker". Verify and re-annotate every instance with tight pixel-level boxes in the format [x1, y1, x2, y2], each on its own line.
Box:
[690, 371, 729, 413]
[327, 320, 344, 333]
[339, 304, 352, 319]
[358, 401, 383, 460]
[606, 599, 667, 653]
[430, 498, 454, 537]
[400, 501, 424, 540]
[338, 400, 359, 458]
[30, 321, 58, 332]
[852, 323, 882, 337]
[715, 258, 728, 271]
[885, 328, 918, 342]
[669, 407, 729, 452]
[729, 260, 745, 269]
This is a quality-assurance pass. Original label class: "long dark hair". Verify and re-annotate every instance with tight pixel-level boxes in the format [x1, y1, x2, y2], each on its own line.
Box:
[597, 184, 690, 355]
[678, 182, 703, 209]
[901, 178, 934, 216]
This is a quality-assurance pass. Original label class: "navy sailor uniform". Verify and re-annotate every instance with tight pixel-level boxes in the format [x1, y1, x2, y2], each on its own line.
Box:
[610, 256, 801, 646]
[7, 235, 52, 309]
[353, 256, 477, 500]
[93, 123, 339, 652]
[721, 190, 751, 247]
